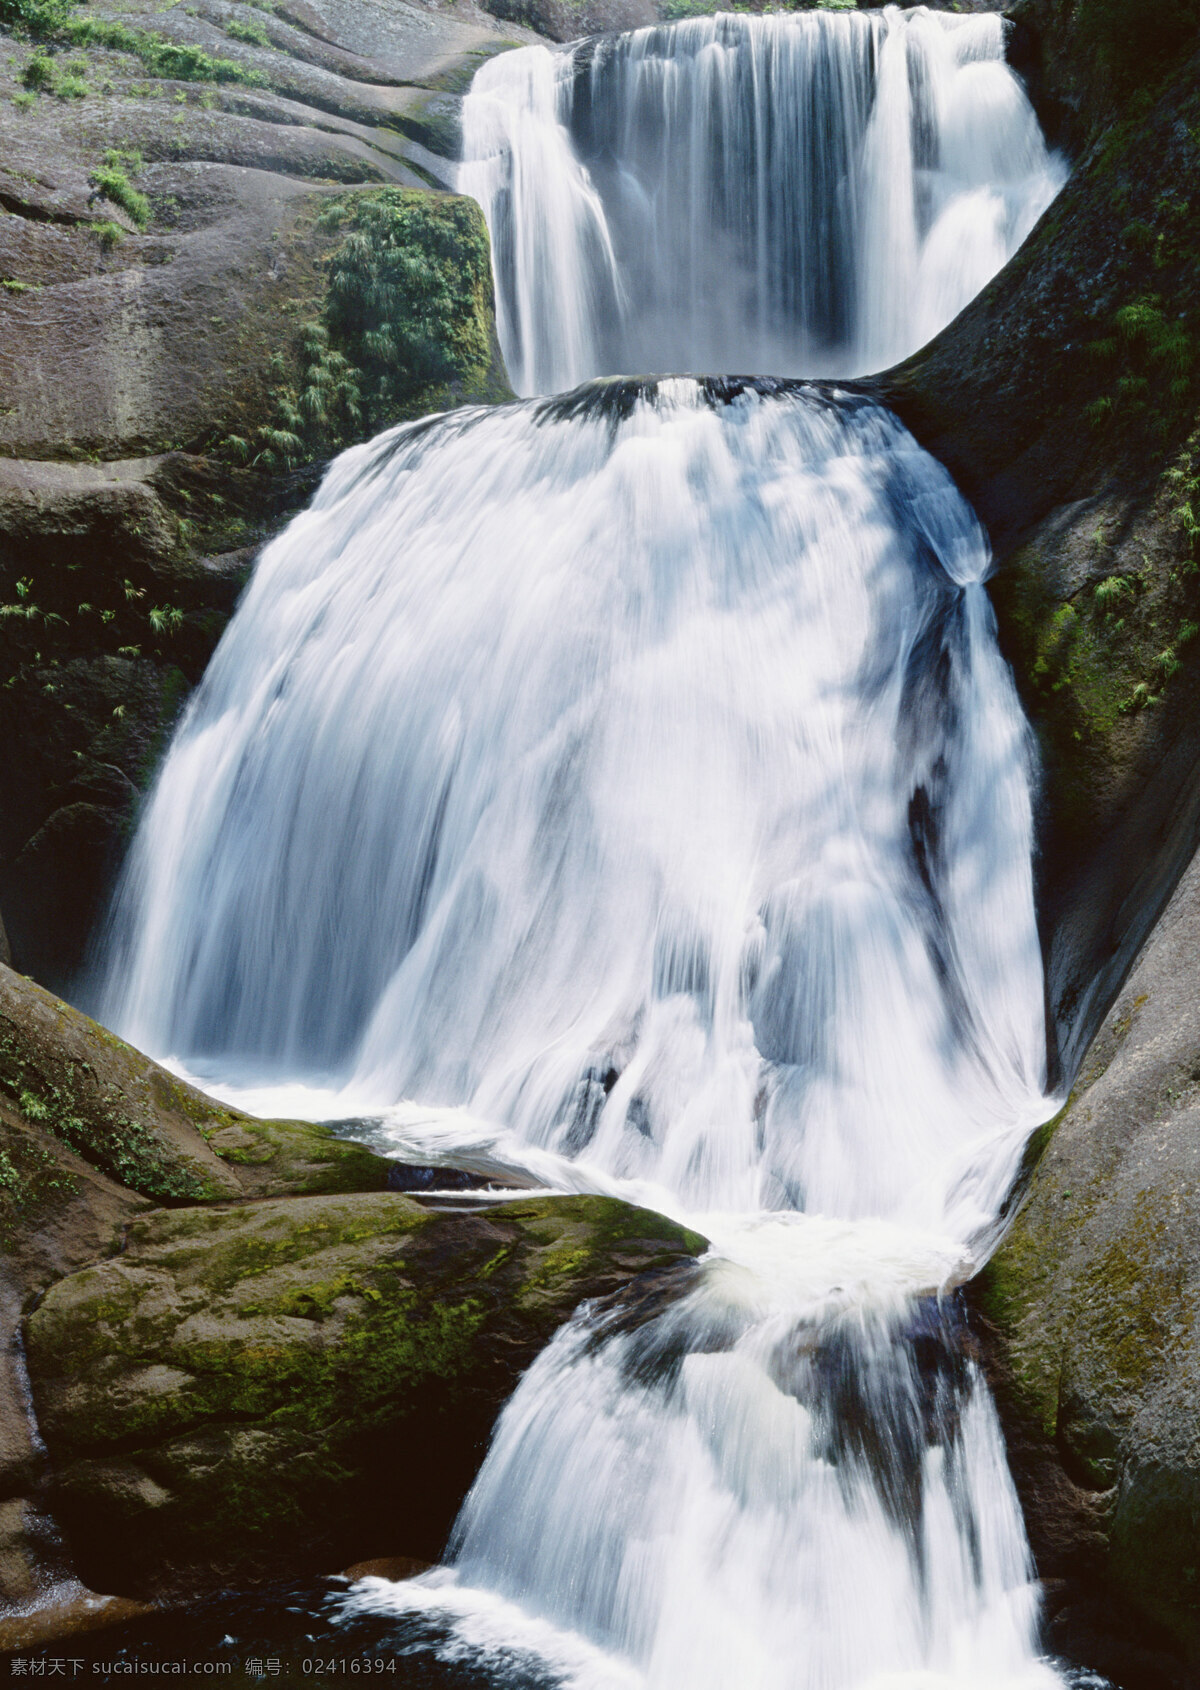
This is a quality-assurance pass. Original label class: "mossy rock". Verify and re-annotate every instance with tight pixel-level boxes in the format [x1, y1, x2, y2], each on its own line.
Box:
[24, 1190, 706, 1597]
[971, 848, 1200, 1685]
[0, 962, 392, 1222]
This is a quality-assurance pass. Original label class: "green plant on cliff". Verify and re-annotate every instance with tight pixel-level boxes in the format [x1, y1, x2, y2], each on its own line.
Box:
[224, 15, 270, 46]
[0, 1045, 212, 1203]
[89, 153, 150, 231]
[0, 1132, 77, 1244]
[0, 0, 81, 41]
[1086, 294, 1195, 434]
[321, 190, 493, 431]
[63, 18, 268, 86]
[227, 190, 497, 470]
[1167, 429, 1200, 567]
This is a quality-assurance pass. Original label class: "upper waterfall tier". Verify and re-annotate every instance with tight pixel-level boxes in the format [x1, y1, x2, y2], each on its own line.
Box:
[97, 380, 1046, 1236]
[459, 6, 1065, 396]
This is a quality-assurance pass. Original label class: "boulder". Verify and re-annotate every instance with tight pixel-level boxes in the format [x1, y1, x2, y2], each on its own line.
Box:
[23, 1191, 706, 1598]
[0, 958, 396, 1611]
[973, 843, 1200, 1689]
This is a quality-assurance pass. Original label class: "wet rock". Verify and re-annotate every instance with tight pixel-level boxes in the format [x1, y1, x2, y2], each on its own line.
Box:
[0, 1591, 157, 1654]
[23, 1191, 707, 1598]
[973, 844, 1200, 1688]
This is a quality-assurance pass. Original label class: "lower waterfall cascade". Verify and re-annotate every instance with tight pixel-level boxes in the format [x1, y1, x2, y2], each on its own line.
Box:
[97, 380, 1062, 1688]
[458, 6, 1066, 396]
[90, 6, 1077, 1686]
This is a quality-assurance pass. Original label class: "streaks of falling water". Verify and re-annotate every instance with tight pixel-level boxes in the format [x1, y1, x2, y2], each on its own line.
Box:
[93, 12, 1070, 1675]
[97, 381, 1047, 1238]
[96, 379, 1064, 1685]
[458, 7, 1066, 396]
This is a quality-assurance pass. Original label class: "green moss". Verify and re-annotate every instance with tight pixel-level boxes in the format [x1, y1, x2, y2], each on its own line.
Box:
[995, 497, 1200, 848]
[1073, 1190, 1186, 1399]
[28, 1191, 707, 1583]
[121, 1196, 429, 1295]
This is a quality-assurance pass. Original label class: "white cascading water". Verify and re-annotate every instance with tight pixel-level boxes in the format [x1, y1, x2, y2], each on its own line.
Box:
[98, 380, 1060, 1688]
[458, 6, 1065, 395]
[94, 10, 1073, 1687]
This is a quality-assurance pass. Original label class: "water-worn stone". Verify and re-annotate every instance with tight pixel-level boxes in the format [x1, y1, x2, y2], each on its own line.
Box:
[973, 844, 1200, 1689]
[0, 959, 398, 1611]
[24, 1191, 707, 1598]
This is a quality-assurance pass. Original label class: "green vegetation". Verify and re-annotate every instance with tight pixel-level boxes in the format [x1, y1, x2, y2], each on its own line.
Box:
[227, 189, 503, 469]
[90, 218, 126, 249]
[0, 1027, 217, 1202]
[0, 571, 190, 679]
[0, 1122, 79, 1244]
[1086, 293, 1195, 435]
[19, 45, 86, 94]
[223, 16, 269, 47]
[1166, 428, 1200, 569]
[0, 0, 81, 41]
[20, 49, 53, 86]
[323, 191, 495, 426]
[63, 17, 268, 86]
[89, 150, 151, 231]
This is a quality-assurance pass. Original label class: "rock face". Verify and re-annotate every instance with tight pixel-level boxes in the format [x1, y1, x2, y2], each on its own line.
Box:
[24, 1191, 705, 1598]
[973, 843, 1200, 1689]
[0, 0, 525, 988]
[0, 960, 392, 1214]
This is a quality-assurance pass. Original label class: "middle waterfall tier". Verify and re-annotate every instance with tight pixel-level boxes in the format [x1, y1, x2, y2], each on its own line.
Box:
[459, 6, 1065, 395]
[98, 379, 1047, 1236]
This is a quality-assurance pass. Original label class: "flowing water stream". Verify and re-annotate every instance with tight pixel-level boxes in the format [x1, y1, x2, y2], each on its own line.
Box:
[459, 7, 1064, 394]
[94, 8, 1075, 1687]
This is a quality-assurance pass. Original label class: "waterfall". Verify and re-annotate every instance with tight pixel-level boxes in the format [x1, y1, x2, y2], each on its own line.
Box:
[459, 7, 1065, 396]
[93, 9, 1072, 1685]
[98, 382, 1046, 1233]
[343, 1222, 1058, 1690]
